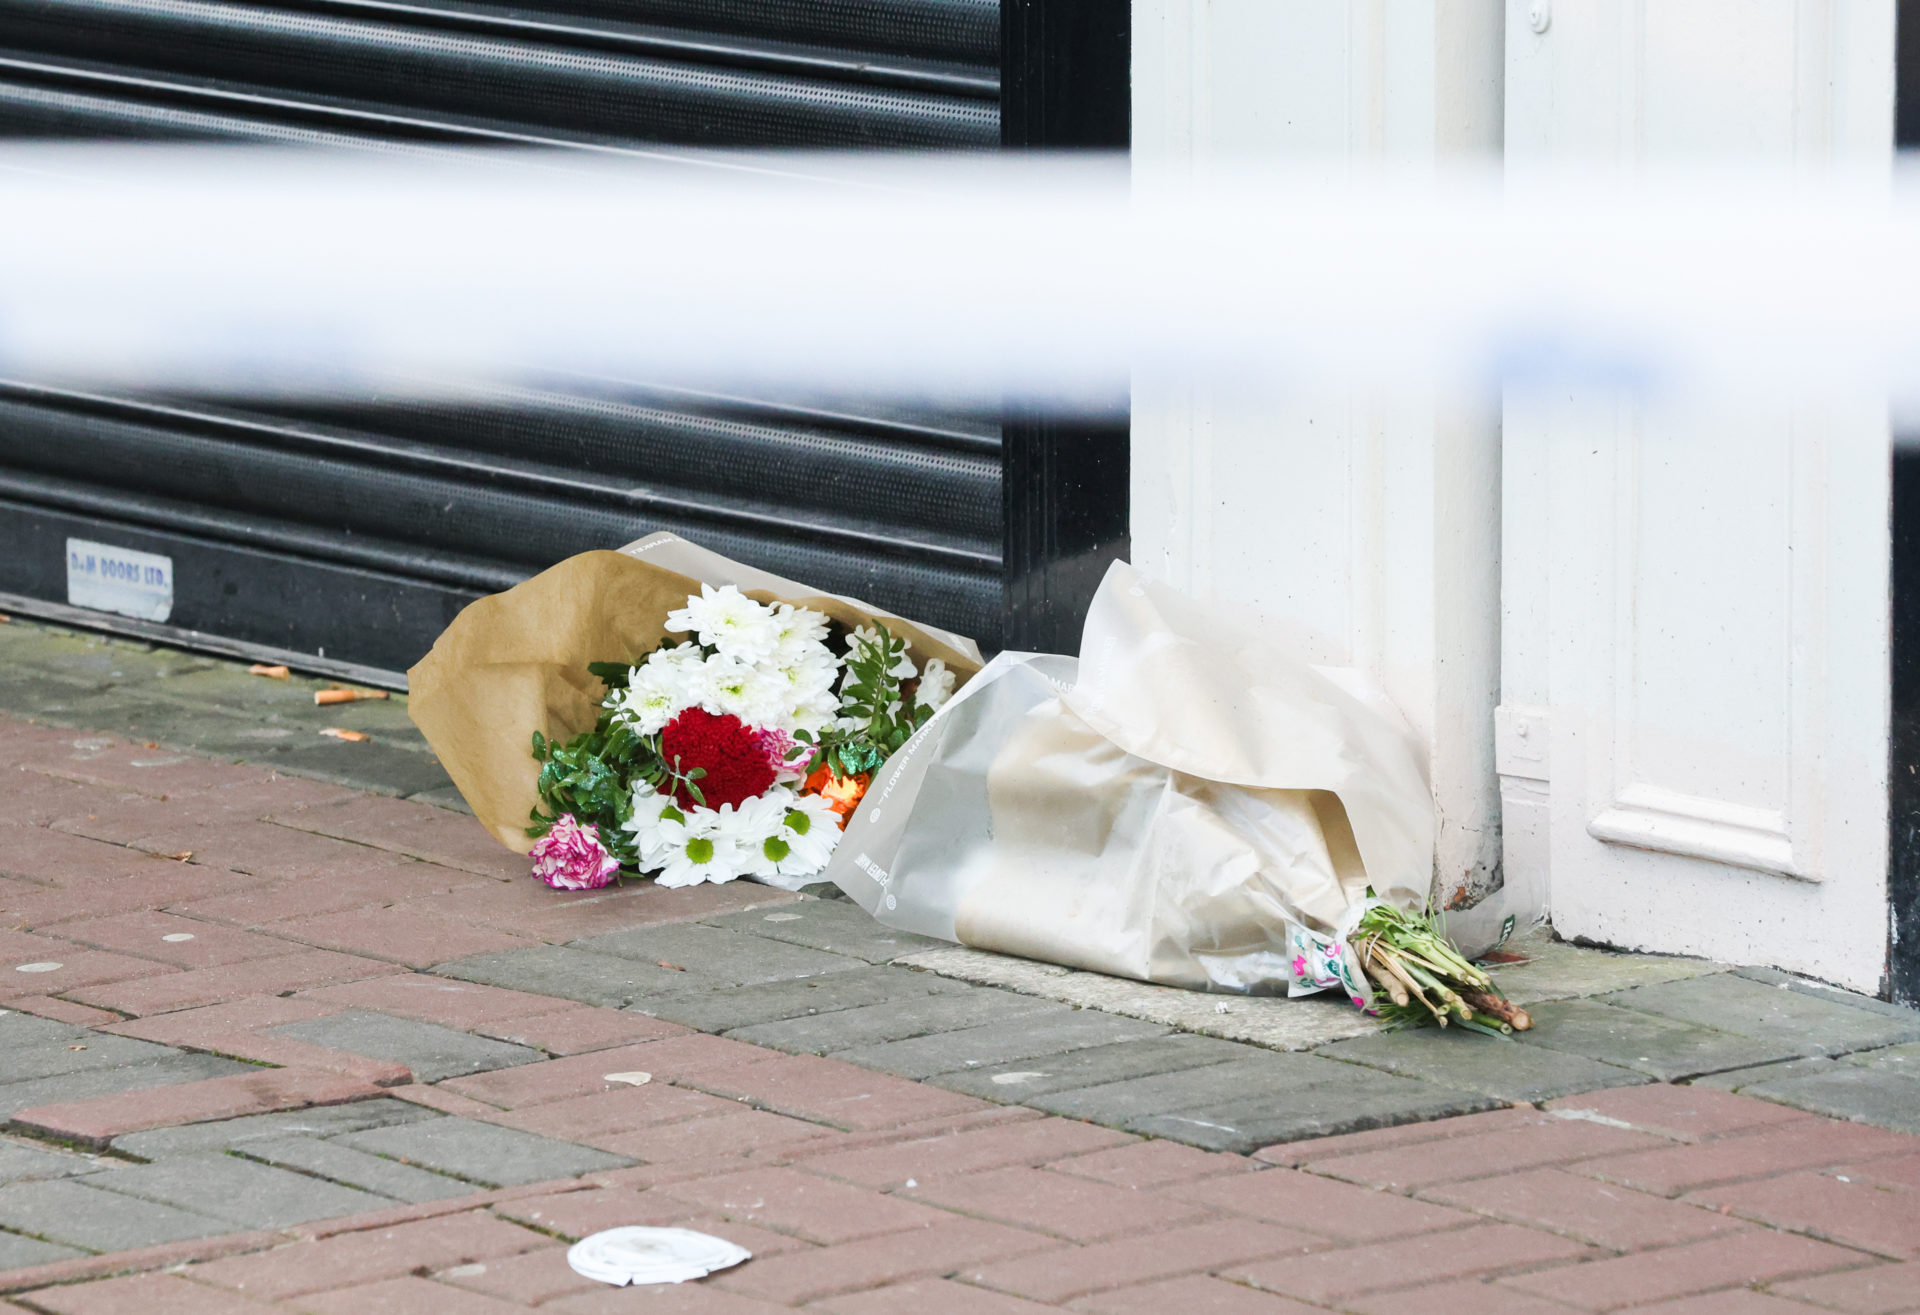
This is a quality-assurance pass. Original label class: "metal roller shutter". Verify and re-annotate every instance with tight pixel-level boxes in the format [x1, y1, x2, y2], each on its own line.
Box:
[0, 0, 1126, 680]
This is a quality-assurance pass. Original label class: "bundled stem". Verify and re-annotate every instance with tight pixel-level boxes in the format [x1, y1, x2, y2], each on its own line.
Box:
[1351, 900, 1530, 1037]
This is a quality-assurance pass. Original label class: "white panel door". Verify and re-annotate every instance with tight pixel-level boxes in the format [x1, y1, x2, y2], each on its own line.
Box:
[1501, 0, 1894, 991]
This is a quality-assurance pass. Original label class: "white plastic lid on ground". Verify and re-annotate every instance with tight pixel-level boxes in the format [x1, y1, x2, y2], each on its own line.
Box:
[566, 1226, 751, 1286]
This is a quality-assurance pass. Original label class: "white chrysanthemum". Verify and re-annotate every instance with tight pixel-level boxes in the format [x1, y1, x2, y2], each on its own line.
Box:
[770, 603, 831, 652]
[916, 658, 956, 711]
[607, 643, 704, 734]
[779, 792, 843, 876]
[698, 654, 787, 727]
[621, 786, 688, 868]
[723, 788, 794, 880]
[667, 584, 780, 662]
[654, 806, 746, 888]
[789, 688, 842, 738]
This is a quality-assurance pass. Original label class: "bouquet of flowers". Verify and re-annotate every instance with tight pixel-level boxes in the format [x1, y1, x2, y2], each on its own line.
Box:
[523, 584, 957, 891]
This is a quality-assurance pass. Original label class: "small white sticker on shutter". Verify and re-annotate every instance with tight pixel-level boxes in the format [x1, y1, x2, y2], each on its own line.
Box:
[65, 538, 174, 623]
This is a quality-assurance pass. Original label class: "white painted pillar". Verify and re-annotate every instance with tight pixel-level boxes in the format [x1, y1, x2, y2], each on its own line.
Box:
[1131, 0, 1507, 906]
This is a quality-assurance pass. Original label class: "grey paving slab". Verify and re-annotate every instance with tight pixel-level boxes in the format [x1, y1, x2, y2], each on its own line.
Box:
[1732, 967, 1920, 1021]
[1125, 1079, 1501, 1153]
[635, 965, 972, 1034]
[112, 1097, 439, 1159]
[1849, 1042, 1920, 1074]
[1511, 998, 1803, 1082]
[0, 1013, 88, 1049]
[406, 785, 474, 815]
[0, 1177, 232, 1251]
[237, 741, 452, 800]
[0, 1228, 85, 1268]
[1, 1031, 207, 1086]
[337, 1116, 632, 1188]
[700, 899, 944, 964]
[1317, 1026, 1649, 1102]
[0, 1054, 254, 1120]
[931, 1034, 1253, 1101]
[1598, 973, 1920, 1057]
[1479, 931, 1724, 1006]
[1691, 1055, 1842, 1092]
[1029, 1053, 1343, 1123]
[1738, 1064, 1920, 1135]
[0, 1138, 98, 1184]
[831, 1008, 1170, 1081]
[269, 1011, 542, 1084]
[88, 1152, 396, 1229]
[434, 945, 695, 1009]
[725, 987, 1066, 1056]
[570, 923, 864, 988]
[233, 1136, 476, 1204]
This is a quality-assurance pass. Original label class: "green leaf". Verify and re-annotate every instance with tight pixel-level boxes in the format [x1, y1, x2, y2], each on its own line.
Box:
[587, 660, 632, 690]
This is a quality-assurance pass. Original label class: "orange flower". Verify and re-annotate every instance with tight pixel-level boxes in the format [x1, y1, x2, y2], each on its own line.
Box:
[803, 767, 870, 826]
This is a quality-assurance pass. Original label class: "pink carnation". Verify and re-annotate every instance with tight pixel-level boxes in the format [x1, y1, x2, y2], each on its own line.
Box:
[753, 726, 804, 780]
[530, 814, 619, 891]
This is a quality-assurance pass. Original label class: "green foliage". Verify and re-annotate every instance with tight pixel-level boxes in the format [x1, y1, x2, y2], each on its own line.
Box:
[802, 623, 935, 781]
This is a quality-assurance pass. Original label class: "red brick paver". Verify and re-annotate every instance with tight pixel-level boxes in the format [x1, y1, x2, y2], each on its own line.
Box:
[1498, 1228, 1872, 1310]
[16, 1272, 280, 1315]
[963, 1216, 1323, 1305]
[188, 1211, 549, 1301]
[795, 1117, 1134, 1190]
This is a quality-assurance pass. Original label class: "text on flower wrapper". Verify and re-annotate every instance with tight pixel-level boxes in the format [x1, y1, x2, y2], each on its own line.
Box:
[854, 852, 891, 887]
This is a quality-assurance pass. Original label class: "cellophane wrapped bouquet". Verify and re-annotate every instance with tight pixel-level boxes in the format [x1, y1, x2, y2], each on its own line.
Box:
[525, 585, 955, 891]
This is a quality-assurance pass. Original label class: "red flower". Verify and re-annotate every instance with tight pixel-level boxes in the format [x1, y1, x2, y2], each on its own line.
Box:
[659, 708, 777, 811]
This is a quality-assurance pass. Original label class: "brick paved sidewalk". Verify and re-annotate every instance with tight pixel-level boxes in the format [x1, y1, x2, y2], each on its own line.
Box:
[3, 619, 1920, 1312]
